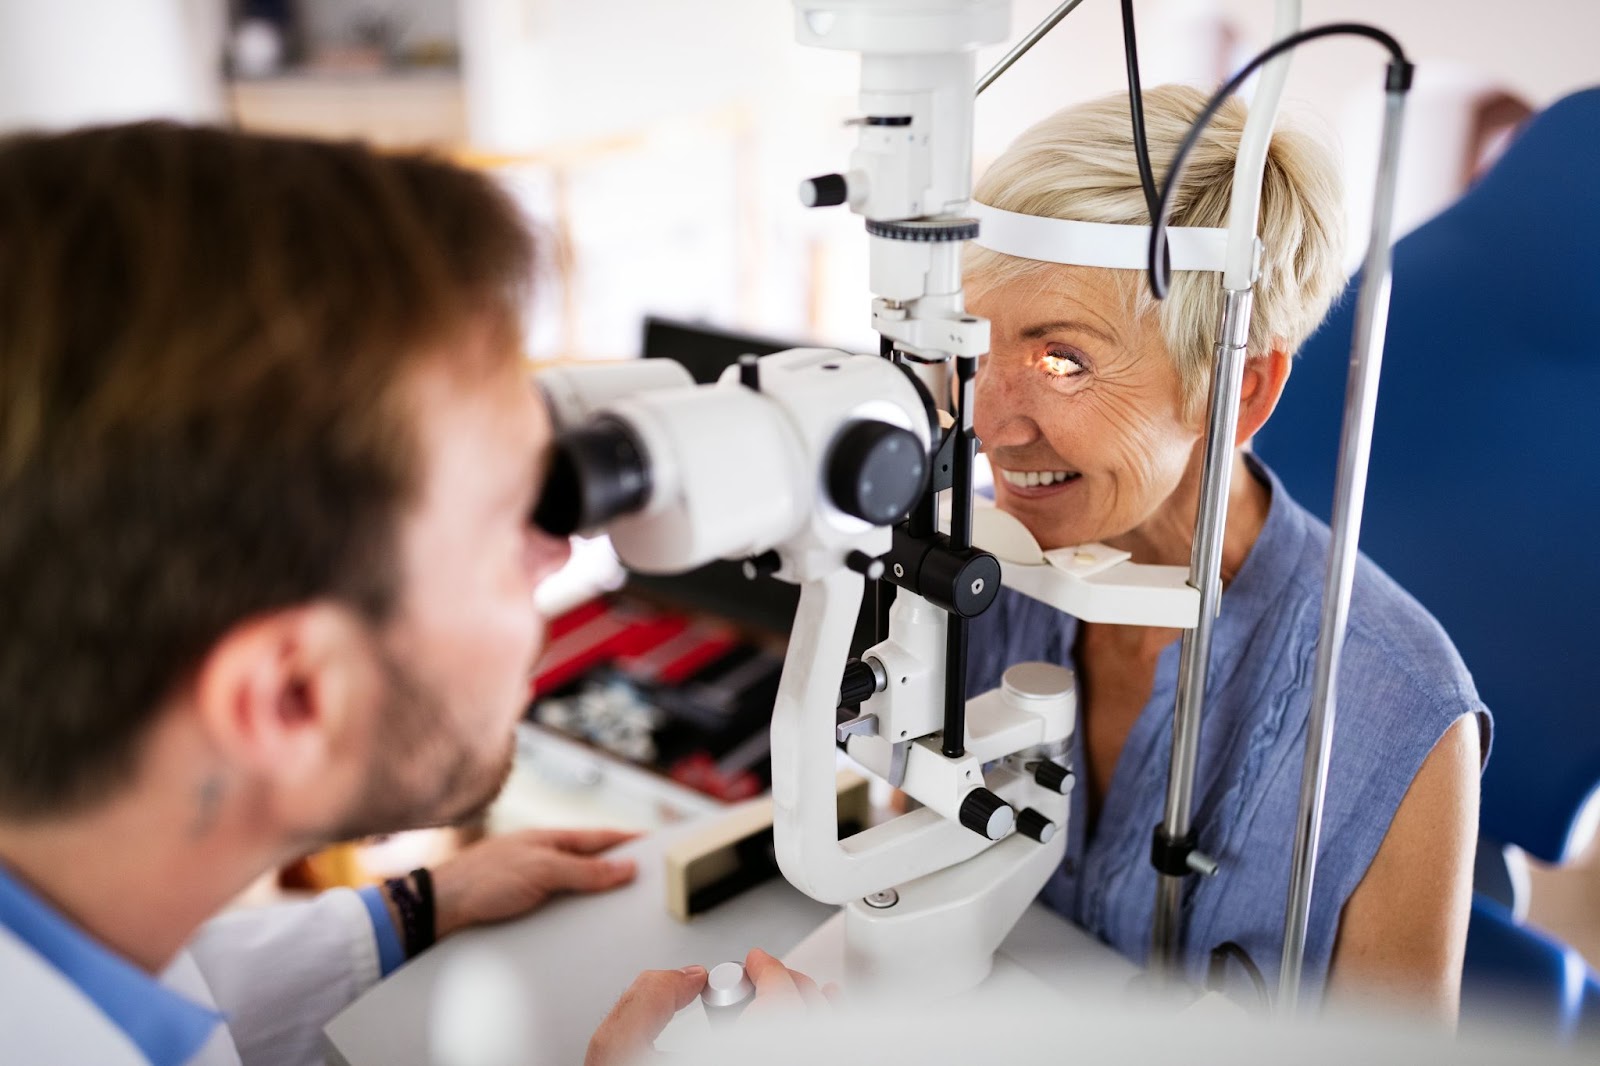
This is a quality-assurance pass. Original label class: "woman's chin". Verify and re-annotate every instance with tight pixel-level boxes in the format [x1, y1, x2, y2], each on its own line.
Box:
[995, 486, 1101, 550]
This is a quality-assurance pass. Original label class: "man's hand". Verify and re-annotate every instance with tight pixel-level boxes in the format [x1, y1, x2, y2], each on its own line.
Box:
[428, 827, 639, 940]
[741, 948, 833, 1019]
[585, 949, 832, 1066]
[584, 966, 708, 1066]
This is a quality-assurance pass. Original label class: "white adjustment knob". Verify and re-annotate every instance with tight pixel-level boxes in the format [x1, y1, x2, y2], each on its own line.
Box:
[1000, 662, 1076, 739]
[701, 961, 755, 1025]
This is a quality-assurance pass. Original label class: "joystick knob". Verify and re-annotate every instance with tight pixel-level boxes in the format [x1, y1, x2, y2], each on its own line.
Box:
[701, 961, 755, 1025]
[958, 787, 1014, 840]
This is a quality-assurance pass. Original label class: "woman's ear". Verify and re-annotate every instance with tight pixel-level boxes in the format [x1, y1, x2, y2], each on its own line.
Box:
[1235, 338, 1292, 446]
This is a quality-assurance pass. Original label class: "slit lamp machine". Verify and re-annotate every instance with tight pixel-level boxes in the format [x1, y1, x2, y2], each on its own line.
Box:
[532, 0, 1413, 1015]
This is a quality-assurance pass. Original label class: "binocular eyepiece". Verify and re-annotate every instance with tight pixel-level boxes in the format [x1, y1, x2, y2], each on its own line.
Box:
[534, 412, 927, 538]
[529, 350, 932, 574]
[532, 417, 652, 538]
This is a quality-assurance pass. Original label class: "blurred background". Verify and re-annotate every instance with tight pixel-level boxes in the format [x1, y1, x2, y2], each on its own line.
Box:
[2, 0, 1597, 1020]
[4, 0, 1596, 357]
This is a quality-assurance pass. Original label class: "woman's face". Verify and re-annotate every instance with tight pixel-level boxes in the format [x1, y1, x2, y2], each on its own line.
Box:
[970, 266, 1203, 552]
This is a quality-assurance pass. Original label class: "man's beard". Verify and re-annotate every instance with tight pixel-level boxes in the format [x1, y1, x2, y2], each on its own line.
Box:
[324, 647, 518, 842]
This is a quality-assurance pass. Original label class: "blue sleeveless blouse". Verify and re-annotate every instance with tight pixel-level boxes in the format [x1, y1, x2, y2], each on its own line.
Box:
[967, 456, 1491, 1001]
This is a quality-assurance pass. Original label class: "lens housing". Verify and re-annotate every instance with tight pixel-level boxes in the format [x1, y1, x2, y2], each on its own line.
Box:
[532, 416, 652, 536]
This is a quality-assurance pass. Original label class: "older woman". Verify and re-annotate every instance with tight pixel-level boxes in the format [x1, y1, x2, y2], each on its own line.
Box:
[963, 85, 1488, 1020]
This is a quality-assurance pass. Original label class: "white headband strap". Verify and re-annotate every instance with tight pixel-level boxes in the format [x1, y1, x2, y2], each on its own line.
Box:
[970, 202, 1231, 273]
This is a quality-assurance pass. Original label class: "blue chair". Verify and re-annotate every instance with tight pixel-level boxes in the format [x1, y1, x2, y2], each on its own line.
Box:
[1464, 896, 1600, 1042]
[1259, 87, 1600, 1036]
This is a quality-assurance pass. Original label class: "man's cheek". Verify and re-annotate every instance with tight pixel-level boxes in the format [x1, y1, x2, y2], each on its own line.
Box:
[524, 535, 572, 589]
[526, 613, 551, 669]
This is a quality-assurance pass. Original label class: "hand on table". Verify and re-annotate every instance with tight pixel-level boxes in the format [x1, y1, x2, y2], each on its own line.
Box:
[426, 827, 639, 940]
[584, 949, 835, 1066]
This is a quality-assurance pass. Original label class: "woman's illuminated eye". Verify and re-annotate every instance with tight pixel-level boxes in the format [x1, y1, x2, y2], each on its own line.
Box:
[1041, 351, 1086, 377]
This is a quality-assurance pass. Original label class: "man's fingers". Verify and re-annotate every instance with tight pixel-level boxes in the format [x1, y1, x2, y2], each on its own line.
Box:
[541, 851, 637, 894]
[533, 827, 640, 855]
[585, 967, 706, 1066]
[790, 969, 829, 1012]
[743, 948, 804, 1009]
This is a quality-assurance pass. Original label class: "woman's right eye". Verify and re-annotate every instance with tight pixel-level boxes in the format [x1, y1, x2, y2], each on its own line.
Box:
[1039, 348, 1088, 379]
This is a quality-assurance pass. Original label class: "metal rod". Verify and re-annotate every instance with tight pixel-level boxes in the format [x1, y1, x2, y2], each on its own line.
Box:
[941, 354, 979, 759]
[1219, 0, 1300, 289]
[975, 0, 1091, 96]
[1278, 86, 1408, 1013]
[1150, 287, 1253, 973]
[943, 616, 970, 759]
[948, 356, 977, 550]
[876, 332, 898, 643]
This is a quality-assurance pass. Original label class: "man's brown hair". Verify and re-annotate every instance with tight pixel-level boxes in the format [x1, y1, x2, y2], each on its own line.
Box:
[0, 123, 534, 818]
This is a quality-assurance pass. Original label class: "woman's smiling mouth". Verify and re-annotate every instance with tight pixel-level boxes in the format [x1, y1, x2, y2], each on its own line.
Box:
[997, 466, 1082, 498]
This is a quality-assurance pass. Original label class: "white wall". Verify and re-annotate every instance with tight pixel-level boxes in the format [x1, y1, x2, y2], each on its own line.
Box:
[0, 0, 224, 133]
[979, 0, 1600, 137]
[457, 0, 854, 153]
[1211, 0, 1600, 248]
[456, 0, 1600, 357]
[1215, 0, 1600, 114]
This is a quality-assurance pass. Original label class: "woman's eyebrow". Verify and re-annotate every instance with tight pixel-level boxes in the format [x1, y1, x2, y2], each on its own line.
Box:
[1017, 318, 1119, 345]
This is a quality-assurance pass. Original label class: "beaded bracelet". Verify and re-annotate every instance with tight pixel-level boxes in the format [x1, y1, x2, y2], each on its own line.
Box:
[383, 867, 437, 957]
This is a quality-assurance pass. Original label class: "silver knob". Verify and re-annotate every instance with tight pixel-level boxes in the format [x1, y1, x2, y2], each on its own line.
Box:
[701, 961, 756, 1023]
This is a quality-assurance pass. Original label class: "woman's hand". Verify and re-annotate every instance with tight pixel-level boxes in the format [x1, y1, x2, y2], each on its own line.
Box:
[427, 827, 639, 940]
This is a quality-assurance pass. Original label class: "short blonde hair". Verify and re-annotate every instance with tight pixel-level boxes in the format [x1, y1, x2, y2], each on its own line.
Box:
[966, 84, 1346, 417]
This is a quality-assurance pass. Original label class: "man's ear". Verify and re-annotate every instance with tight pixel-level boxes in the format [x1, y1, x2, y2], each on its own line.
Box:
[1235, 338, 1293, 446]
[189, 604, 381, 797]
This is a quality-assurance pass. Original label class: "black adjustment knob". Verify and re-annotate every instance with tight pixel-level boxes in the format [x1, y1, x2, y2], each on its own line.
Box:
[837, 658, 881, 709]
[1017, 807, 1056, 844]
[1034, 759, 1073, 795]
[739, 353, 760, 391]
[742, 550, 782, 580]
[958, 787, 1014, 840]
[918, 546, 1001, 618]
[799, 173, 849, 208]
[845, 550, 885, 580]
[826, 420, 927, 527]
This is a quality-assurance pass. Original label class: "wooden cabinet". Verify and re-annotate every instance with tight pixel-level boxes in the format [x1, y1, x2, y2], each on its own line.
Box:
[227, 73, 465, 150]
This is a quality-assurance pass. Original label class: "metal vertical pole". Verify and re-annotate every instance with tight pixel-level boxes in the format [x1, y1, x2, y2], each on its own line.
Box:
[1278, 81, 1409, 1013]
[941, 354, 979, 759]
[1148, 0, 1300, 974]
[1151, 287, 1253, 971]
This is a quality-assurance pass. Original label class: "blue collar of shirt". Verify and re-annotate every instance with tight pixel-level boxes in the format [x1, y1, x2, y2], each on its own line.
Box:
[0, 860, 223, 1066]
[1203, 454, 1312, 679]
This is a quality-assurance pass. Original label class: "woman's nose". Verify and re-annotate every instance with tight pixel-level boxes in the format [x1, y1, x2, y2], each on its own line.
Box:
[973, 357, 1040, 449]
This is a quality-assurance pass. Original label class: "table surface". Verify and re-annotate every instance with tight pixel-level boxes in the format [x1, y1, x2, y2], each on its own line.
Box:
[324, 814, 1136, 1066]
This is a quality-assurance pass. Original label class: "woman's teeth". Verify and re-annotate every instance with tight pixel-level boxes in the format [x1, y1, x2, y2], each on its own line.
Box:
[1001, 469, 1077, 488]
